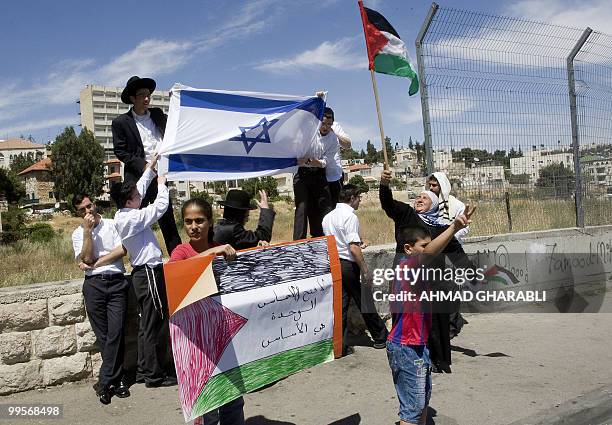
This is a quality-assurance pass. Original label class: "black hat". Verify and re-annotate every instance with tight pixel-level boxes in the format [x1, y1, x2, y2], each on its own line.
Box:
[218, 190, 257, 210]
[121, 76, 156, 104]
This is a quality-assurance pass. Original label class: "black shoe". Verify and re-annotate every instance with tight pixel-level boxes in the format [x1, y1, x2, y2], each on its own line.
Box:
[372, 340, 387, 349]
[98, 386, 114, 405]
[145, 376, 177, 388]
[135, 376, 145, 384]
[438, 362, 452, 373]
[341, 346, 355, 357]
[114, 381, 131, 398]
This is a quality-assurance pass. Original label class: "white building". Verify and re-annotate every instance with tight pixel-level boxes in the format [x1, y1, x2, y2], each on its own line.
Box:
[433, 149, 453, 173]
[582, 156, 612, 188]
[463, 164, 506, 189]
[395, 148, 419, 175]
[79, 85, 170, 161]
[510, 149, 573, 183]
[0, 139, 47, 170]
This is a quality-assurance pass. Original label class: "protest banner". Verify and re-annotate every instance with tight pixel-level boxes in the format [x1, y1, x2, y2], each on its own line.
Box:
[163, 237, 342, 421]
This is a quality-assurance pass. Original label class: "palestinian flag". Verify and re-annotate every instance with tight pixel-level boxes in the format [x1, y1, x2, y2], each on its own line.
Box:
[484, 265, 520, 286]
[358, 1, 419, 96]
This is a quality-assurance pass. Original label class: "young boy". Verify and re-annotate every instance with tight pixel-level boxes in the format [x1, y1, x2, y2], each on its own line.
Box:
[110, 154, 176, 388]
[387, 206, 474, 425]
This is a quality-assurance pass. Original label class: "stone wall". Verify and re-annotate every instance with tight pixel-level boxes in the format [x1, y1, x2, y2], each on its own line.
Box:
[0, 279, 138, 396]
[1, 225, 611, 395]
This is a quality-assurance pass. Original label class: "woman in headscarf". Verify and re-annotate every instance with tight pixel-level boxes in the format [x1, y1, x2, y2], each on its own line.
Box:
[380, 170, 474, 373]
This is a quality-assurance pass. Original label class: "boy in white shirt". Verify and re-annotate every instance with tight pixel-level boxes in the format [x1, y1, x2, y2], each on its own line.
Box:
[110, 154, 176, 388]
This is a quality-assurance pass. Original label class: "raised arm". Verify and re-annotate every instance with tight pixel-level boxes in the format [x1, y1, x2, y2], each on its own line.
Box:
[331, 122, 352, 150]
[379, 169, 412, 221]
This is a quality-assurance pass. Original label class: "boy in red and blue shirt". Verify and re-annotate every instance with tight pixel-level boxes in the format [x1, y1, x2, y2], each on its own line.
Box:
[387, 207, 473, 425]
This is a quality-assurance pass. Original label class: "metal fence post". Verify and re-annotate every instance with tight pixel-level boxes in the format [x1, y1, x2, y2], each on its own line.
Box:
[415, 2, 439, 176]
[567, 27, 592, 228]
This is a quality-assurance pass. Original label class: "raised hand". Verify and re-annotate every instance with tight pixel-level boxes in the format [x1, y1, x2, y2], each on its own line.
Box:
[380, 169, 392, 186]
[255, 190, 269, 210]
[453, 203, 476, 230]
[148, 153, 160, 171]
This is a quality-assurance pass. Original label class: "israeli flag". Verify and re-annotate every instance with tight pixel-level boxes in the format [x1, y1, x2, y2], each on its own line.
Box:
[158, 84, 325, 181]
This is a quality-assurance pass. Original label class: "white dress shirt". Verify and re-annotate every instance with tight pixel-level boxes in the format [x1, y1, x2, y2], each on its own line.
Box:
[132, 110, 163, 162]
[327, 122, 351, 183]
[322, 203, 361, 262]
[114, 168, 168, 267]
[72, 218, 125, 276]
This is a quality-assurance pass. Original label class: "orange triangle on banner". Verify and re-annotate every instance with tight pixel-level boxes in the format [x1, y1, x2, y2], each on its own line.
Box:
[163, 255, 218, 316]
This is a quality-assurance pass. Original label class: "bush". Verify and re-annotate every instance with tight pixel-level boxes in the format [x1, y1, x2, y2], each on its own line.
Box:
[27, 222, 56, 243]
[0, 205, 26, 243]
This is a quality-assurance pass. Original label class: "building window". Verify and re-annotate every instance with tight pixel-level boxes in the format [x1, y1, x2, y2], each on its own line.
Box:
[49, 192, 54, 199]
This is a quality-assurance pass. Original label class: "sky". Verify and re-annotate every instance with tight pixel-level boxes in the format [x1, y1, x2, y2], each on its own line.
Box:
[1, 0, 612, 152]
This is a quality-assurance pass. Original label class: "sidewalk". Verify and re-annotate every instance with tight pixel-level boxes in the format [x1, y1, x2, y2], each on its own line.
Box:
[2, 309, 612, 425]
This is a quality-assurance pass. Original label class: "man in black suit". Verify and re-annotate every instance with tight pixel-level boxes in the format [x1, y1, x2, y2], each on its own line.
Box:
[112, 76, 181, 255]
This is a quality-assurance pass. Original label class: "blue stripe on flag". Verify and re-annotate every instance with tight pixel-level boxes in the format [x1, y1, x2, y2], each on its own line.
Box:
[168, 154, 298, 173]
[180, 91, 324, 118]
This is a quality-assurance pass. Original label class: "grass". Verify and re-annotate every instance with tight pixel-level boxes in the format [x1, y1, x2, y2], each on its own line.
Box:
[1, 191, 611, 288]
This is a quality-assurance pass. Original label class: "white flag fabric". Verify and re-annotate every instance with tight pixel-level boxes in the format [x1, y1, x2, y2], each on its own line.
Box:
[158, 84, 326, 181]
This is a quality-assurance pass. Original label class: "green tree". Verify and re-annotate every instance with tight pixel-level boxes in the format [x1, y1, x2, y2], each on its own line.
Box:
[341, 147, 361, 161]
[348, 174, 369, 193]
[241, 176, 279, 199]
[0, 168, 26, 204]
[508, 173, 530, 185]
[535, 163, 575, 198]
[213, 181, 227, 195]
[380, 136, 395, 166]
[10, 152, 43, 174]
[408, 137, 414, 150]
[50, 127, 105, 201]
[190, 189, 214, 205]
[365, 140, 378, 164]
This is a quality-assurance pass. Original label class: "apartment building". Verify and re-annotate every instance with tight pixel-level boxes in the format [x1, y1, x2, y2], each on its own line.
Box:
[78, 85, 170, 161]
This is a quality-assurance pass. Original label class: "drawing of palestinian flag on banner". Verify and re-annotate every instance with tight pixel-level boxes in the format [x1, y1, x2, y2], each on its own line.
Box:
[164, 237, 343, 422]
[484, 265, 520, 286]
[358, 0, 419, 95]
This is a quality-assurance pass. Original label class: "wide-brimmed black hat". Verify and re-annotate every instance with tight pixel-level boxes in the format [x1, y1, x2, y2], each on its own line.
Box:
[218, 190, 257, 210]
[121, 76, 156, 104]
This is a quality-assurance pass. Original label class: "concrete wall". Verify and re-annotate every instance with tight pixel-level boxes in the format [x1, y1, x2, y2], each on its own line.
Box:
[1, 225, 611, 395]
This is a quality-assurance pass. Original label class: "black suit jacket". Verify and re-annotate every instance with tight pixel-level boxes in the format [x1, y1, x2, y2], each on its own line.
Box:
[112, 107, 167, 183]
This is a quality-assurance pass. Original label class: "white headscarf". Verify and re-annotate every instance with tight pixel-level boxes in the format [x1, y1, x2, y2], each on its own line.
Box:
[418, 190, 444, 227]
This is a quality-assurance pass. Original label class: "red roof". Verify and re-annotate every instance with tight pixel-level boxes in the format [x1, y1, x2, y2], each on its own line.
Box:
[106, 173, 121, 179]
[18, 157, 52, 175]
[347, 163, 371, 172]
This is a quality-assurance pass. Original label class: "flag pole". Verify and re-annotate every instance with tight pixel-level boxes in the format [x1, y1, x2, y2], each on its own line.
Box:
[369, 69, 389, 170]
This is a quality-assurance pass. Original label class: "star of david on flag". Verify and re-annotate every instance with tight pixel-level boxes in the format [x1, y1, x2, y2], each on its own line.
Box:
[229, 117, 279, 154]
[157, 84, 326, 181]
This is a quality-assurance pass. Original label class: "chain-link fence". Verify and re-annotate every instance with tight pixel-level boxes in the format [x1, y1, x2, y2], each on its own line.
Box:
[415, 3, 612, 235]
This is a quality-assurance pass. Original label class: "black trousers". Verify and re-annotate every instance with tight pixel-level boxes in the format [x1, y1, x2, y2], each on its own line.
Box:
[82, 274, 129, 388]
[328, 176, 344, 208]
[132, 264, 172, 385]
[141, 180, 181, 255]
[340, 259, 388, 352]
[293, 167, 332, 240]
[201, 396, 245, 425]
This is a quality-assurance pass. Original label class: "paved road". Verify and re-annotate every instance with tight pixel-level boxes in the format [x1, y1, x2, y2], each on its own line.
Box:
[2, 310, 612, 425]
